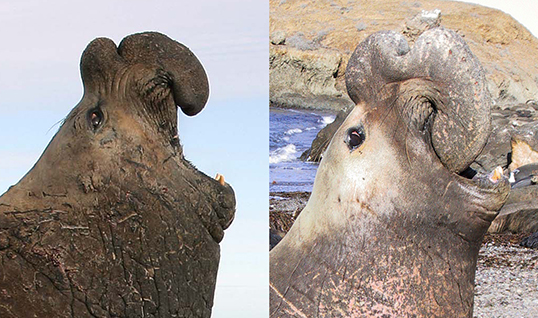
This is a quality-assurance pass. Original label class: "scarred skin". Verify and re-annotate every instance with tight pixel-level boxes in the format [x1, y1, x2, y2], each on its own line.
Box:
[0, 32, 235, 318]
[270, 28, 510, 318]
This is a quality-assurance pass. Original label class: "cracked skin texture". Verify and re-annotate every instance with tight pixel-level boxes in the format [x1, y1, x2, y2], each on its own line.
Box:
[269, 28, 510, 317]
[0, 32, 235, 318]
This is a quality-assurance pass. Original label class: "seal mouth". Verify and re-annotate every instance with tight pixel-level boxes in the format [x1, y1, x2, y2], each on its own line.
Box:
[147, 104, 235, 243]
[456, 166, 511, 221]
[189, 170, 236, 243]
[213, 173, 236, 232]
[144, 87, 235, 243]
[210, 173, 236, 242]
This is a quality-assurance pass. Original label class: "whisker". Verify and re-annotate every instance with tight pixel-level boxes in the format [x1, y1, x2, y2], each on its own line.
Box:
[47, 117, 67, 135]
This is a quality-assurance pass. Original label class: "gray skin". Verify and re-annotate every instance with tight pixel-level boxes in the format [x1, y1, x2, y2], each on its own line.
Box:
[511, 163, 538, 188]
[270, 28, 510, 317]
[0, 32, 235, 318]
[521, 230, 538, 248]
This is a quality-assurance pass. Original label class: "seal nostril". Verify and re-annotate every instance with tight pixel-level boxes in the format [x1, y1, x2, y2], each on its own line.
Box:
[346, 125, 366, 151]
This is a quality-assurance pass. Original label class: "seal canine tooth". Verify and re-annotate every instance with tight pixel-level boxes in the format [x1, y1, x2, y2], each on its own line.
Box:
[490, 166, 504, 183]
[509, 171, 516, 183]
[215, 173, 225, 185]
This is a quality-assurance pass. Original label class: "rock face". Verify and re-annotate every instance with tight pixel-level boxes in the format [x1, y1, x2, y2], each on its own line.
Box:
[270, 0, 538, 111]
[0, 32, 235, 318]
[270, 47, 351, 110]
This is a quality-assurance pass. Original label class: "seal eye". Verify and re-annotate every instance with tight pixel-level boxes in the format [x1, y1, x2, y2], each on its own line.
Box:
[88, 109, 104, 130]
[346, 126, 365, 151]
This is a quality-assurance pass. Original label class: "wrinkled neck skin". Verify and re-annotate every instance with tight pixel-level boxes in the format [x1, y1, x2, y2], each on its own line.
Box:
[0, 81, 234, 317]
[270, 102, 508, 318]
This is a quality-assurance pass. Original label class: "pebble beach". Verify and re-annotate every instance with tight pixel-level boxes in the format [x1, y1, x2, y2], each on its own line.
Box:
[475, 234, 538, 318]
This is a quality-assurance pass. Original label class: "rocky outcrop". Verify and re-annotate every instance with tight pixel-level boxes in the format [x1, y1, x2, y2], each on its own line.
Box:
[270, 47, 352, 110]
[270, 0, 538, 110]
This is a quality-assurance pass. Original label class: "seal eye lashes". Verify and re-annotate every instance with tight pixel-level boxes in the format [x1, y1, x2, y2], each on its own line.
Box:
[87, 108, 104, 131]
[346, 126, 366, 151]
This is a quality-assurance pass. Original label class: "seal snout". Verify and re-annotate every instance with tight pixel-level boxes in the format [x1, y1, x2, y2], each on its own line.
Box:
[208, 174, 236, 242]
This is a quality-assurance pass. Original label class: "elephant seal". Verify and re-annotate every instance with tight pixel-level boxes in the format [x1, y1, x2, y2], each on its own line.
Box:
[0, 32, 235, 318]
[510, 163, 538, 188]
[270, 28, 510, 317]
[488, 163, 538, 243]
[521, 231, 538, 248]
[489, 133, 538, 244]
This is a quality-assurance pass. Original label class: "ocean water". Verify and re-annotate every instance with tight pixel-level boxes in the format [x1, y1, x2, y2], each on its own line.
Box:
[269, 107, 336, 193]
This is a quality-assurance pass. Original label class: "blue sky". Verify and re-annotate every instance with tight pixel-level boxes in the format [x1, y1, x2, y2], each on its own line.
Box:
[0, 0, 268, 317]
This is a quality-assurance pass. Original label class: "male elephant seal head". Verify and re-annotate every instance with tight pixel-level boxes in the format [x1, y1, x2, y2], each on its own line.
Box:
[0, 32, 235, 318]
[270, 28, 510, 317]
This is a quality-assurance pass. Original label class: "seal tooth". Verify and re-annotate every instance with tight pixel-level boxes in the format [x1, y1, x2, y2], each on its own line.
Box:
[508, 171, 516, 183]
[215, 173, 225, 186]
[489, 166, 503, 183]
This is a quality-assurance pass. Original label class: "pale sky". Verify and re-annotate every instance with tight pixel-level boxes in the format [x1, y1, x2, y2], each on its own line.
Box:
[1, 1, 538, 317]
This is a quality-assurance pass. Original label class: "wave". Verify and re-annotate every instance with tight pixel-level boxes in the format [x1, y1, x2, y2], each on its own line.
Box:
[319, 115, 336, 127]
[269, 144, 297, 164]
[285, 128, 303, 135]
